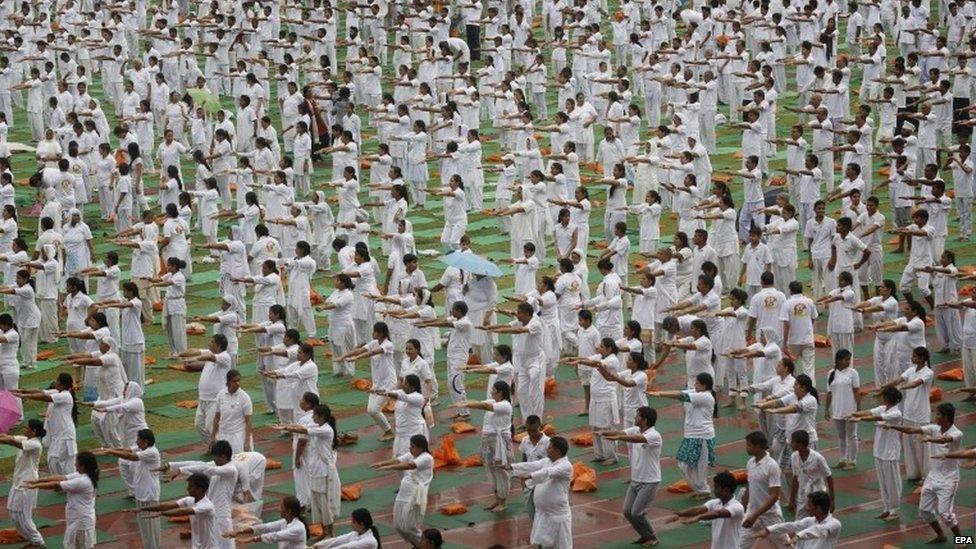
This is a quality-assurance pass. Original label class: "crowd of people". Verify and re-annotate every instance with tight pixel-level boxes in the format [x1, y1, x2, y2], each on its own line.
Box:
[0, 0, 974, 546]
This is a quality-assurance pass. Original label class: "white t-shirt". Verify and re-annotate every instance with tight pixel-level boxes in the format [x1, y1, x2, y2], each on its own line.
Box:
[624, 426, 662, 483]
[198, 352, 233, 401]
[871, 405, 902, 460]
[366, 339, 397, 391]
[177, 495, 217, 548]
[132, 446, 161, 501]
[826, 367, 860, 417]
[704, 497, 745, 549]
[682, 390, 715, 438]
[216, 388, 253, 437]
[10, 436, 41, 488]
[745, 453, 783, 517]
[900, 365, 934, 423]
[780, 294, 818, 346]
[921, 424, 964, 484]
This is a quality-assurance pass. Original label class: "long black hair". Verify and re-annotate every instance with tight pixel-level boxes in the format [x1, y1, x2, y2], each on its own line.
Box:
[351, 508, 381, 549]
[696, 372, 719, 418]
[76, 451, 100, 488]
[55, 372, 79, 424]
[313, 404, 339, 450]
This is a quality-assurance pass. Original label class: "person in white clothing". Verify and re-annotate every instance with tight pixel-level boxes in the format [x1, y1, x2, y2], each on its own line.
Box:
[138, 473, 217, 549]
[883, 402, 965, 544]
[648, 374, 717, 500]
[761, 491, 842, 547]
[212, 370, 254, 454]
[510, 436, 574, 549]
[176, 335, 233, 447]
[739, 430, 791, 548]
[453, 380, 514, 512]
[600, 406, 663, 545]
[312, 508, 382, 549]
[372, 435, 435, 547]
[824, 350, 861, 469]
[336, 322, 397, 440]
[92, 428, 161, 549]
[786, 430, 835, 521]
[849, 386, 904, 520]
[276, 405, 341, 537]
[223, 496, 307, 548]
[24, 451, 99, 549]
[667, 471, 745, 549]
[0, 419, 46, 547]
[13, 373, 78, 476]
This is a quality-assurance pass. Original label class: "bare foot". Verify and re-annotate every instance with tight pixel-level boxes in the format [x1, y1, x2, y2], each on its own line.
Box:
[491, 505, 506, 513]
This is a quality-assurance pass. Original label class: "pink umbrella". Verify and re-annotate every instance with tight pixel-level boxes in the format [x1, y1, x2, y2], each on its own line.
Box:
[0, 391, 22, 434]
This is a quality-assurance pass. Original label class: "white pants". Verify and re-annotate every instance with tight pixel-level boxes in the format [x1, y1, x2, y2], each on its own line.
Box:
[287, 304, 317, 338]
[515, 361, 544, 424]
[194, 399, 217, 446]
[121, 348, 146, 386]
[829, 332, 854, 359]
[7, 489, 43, 545]
[366, 393, 391, 432]
[874, 335, 898, 386]
[330, 325, 356, 375]
[934, 307, 962, 351]
[165, 313, 187, 354]
[962, 346, 976, 387]
[393, 500, 424, 547]
[876, 458, 901, 514]
[138, 498, 161, 549]
[787, 344, 815, 381]
[63, 523, 95, 549]
[48, 439, 77, 475]
[310, 477, 337, 526]
[810, 258, 831, 298]
[833, 419, 858, 463]
[19, 327, 38, 369]
[215, 514, 234, 549]
[39, 298, 58, 342]
[919, 480, 959, 528]
[447, 361, 468, 416]
[903, 420, 931, 480]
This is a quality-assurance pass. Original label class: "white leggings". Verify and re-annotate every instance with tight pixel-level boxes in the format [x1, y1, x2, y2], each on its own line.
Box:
[876, 458, 902, 514]
[366, 393, 391, 432]
[833, 419, 858, 464]
[903, 420, 931, 480]
[8, 490, 43, 546]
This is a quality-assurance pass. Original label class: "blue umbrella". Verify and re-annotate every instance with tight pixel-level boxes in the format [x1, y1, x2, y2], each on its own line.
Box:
[437, 251, 504, 277]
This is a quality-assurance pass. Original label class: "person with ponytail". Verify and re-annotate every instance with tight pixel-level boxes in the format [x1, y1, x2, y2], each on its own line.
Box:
[64, 336, 127, 447]
[13, 372, 78, 475]
[592, 351, 649, 430]
[277, 404, 341, 538]
[0, 419, 46, 546]
[337, 321, 397, 441]
[825, 349, 861, 470]
[452, 380, 515, 512]
[223, 495, 307, 547]
[280, 240, 318, 338]
[876, 345, 934, 481]
[728, 326, 783, 438]
[147, 256, 188, 355]
[868, 296, 927, 378]
[648, 372, 717, 500]
[564, 337, 621, 464]
[96, 282, 146, 384]
[757, 374, 820, 452]
[313, 507, 381, 548]
[24, 451, 99, 548]
[400, 338, 437, 401]
[373, 434, 433, 546]
[0, 313, 20, 411]
[373, 373, 430, 457]
[77, 251, 122, 341]
[849, 386, 904, 520]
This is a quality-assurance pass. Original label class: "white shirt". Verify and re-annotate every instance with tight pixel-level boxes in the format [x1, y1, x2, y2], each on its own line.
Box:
[394, 452, 434, 503]
[704, 497, 745, 549]
[826, 367, 860, 417]
[198, 352, 233, 401]
[745, 453, 783, 518]
[780, 294, 818, 346]
[767, 514, 842, 548]
[682, 390, 715, 438]
[177, 495, 217, 548]
[623, 426, 662, 483]
[871, 405, 902, 460]
[215, 388, 253, 438]
[60, 472, 96, 528]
